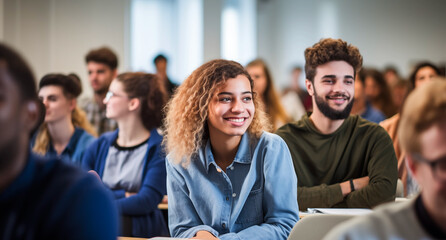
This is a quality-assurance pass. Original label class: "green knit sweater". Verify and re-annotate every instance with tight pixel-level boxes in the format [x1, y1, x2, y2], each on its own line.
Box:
[276, 114, 397, 211]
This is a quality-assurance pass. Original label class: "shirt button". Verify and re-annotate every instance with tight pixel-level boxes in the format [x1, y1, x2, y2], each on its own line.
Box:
[232, 193, 237, 198]
[217, 168, 222, 173]
[222, 223, 226, 228]
[226, 196, 229, 201]
[230, 166, 234, 170]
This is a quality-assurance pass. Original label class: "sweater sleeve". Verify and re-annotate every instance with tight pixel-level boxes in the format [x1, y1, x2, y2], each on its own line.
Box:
[340, 129, 398, 208]
[297, 184, 345, 211]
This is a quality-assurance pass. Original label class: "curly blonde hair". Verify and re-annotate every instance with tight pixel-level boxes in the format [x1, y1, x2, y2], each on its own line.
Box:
[163, 59, 270, 165]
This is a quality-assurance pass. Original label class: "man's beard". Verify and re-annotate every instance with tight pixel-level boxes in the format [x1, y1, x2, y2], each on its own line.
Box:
[94, 86, 108, 95]
[314, 89, 354, 120]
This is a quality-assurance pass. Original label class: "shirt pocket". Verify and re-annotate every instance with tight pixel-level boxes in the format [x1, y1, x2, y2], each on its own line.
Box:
[235, 188, 263, 227]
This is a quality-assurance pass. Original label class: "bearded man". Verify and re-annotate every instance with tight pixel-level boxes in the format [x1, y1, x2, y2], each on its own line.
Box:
[276, 38, 397, 211]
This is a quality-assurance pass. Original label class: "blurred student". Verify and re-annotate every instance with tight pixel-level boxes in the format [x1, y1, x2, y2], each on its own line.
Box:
[164, 59, 299, 240]
[363, 68, 397, 118]
[281, 66, 307, 121]
[83, 47, 118, 135]
[324, 79, 446, 240]
[32, 74, 96, 166]
[82, 72, 168, 237]
[380, 61, 442, 197]
[351, 69, 386, 123]
[383, 65, 400, 87]
[246, 59, 291, 130]
[153, 54, 178, 97]
[0, 43, 118, 240]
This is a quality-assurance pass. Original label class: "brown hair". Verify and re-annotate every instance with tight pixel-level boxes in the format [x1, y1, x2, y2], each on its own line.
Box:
[305, 38, 363, 83]
[33, 74, 97, 155]
[246, 59, 289, 130]
[409, 62, 441, 88]
[163, 59, 270, 165]
[398, 78, 446, 155]
[117, 72, 168, 130]
[358, 68, 396, 117]
[85, 47, 118, 70]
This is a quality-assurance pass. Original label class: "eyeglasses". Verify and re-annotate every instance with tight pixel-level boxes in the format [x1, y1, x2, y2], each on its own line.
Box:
[104, 91, 128, 102]
[412, 153, 446, 181]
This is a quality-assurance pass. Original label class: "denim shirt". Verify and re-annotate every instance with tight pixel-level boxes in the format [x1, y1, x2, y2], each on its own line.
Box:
[166, 131, 299, 240]
[45, 128, 95, 166]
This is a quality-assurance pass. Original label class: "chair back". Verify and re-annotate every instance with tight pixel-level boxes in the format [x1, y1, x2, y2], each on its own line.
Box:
[287, 214, 353, 240]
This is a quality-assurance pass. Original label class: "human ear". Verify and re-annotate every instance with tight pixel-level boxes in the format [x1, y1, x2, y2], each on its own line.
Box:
[406, 154, 419, 182]
[306, 79, 314, 96]
[69, 98, 77, 112]
[25, 101, 41, 133]
[128, 98, 140, 111]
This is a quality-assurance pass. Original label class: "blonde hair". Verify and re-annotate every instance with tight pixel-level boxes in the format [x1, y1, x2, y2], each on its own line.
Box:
[163, 59, 270, 165]
[398, 78, 446, 155]
[246, 59, 290, 130]
[33, 106, 97, 155]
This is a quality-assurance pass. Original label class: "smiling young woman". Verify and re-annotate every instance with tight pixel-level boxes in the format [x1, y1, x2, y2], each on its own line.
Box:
[163, 59, 299, 240]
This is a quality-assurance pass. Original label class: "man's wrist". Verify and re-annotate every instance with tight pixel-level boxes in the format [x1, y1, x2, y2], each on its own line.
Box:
[349, 179, 355, 192]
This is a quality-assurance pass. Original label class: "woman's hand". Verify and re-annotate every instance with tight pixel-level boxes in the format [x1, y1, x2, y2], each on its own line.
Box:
[87, 170, 101, 181]
[125, 192, 137, 197]
[191, 230, 219, 240]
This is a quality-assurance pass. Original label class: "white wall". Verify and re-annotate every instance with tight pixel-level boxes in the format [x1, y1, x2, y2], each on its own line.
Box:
[257, 0, 446, 89]
[2, 0, 445, 93]
[2, 0, 130, 99]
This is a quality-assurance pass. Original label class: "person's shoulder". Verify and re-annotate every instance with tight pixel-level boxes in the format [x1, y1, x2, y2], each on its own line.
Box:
[96, 130, 118, 143]
[324, 200, 416, 239]
[275, 117, 308, 136]
[351, 115, 388, 135]
[32, 155, 111, 203]
[258, 131, 287, 147]
[77, 128, 96, 143]
[380, 113, 400, 129]
[79, 96, 95, 109]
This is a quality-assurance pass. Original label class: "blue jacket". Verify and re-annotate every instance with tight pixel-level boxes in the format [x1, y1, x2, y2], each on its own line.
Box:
[0, 152, 118, 239]
[82, 129, 168, 237]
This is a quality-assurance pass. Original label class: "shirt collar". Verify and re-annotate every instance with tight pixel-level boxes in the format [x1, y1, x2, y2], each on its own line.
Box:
[203, 132, 252, 173]
[48, 127, 83, 156]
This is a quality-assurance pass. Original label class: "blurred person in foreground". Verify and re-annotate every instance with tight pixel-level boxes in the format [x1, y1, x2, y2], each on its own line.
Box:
[0, 43, 118, 239]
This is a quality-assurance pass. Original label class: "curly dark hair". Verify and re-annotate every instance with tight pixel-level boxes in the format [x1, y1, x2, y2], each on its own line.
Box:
[117, 72, 168, 131]
[305, 38, 363, 83]
[85, 47, 118, 70]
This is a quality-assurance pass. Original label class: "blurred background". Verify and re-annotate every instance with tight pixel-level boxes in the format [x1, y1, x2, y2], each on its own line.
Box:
[1, 0, 445, 98]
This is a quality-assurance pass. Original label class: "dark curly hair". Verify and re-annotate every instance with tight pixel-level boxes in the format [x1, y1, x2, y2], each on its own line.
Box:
[305, 38, 363, 83]
[117, 72, 168, 131]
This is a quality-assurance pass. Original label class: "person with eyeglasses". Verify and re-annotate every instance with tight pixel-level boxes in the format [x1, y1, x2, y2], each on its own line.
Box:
[324, 79, 446, 240]
[82, 72, 169, 238]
